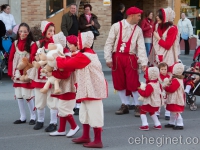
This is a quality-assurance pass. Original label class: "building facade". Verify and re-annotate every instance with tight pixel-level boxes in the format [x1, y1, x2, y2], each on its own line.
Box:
[1, 0, 199, 50]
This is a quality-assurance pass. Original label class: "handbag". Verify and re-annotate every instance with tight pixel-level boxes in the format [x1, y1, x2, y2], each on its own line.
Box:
[181, 32, 189, 40]
[90, 26, 100, 37]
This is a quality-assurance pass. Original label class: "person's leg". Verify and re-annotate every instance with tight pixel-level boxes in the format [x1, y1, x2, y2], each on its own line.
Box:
[132, 91, 140, 117]
[150, 112, 161, 129]
[115, 90, 129, 115]
[165, 112, 176, 128]
[145, 43, 151, 57]
[173, 113, 184, 130]
[185, 85, 192, 94]
[184, 39, 190, 55]
[139, 109, 149, 130]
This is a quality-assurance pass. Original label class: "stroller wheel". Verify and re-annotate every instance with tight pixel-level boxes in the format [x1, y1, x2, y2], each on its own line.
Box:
[186, 94, 191, 105]
[189, 103, 197, 111]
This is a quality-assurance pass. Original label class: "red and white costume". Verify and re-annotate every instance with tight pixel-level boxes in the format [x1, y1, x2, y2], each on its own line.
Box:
[104, 7, 148, 108]
[164, 63, 185, 127]
[49, 35, 80, 137]
[138, 67, 162, 130]
[56, 31, 107, 148]
[8, 38, 37, 122]
[149, 7, 180, 70]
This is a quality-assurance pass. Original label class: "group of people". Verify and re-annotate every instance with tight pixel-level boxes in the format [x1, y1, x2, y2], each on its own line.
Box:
[1, 2, 197, 149]
[104, 6, 188, 131]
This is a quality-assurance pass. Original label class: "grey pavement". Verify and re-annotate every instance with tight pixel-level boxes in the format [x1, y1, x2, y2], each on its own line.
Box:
[0, 50, 200, 150]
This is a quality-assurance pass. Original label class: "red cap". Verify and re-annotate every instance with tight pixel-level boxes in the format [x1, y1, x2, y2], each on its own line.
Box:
[126, 7, 143, 16]
[66, 35, 77, 46]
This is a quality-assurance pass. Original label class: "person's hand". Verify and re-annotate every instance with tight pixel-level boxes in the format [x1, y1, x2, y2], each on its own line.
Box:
[46, 72, 52, 77]
[91, 21, 95, 26]
[106, 61, 113, 68]
[154, 31, 161, 40]
[150, 25, 152, 28]
[86, 24, 92, 27]
[142, 65, 147, 72]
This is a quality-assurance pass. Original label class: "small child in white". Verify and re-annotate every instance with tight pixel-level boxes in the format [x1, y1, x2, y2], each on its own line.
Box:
[138, 67, 162, 131]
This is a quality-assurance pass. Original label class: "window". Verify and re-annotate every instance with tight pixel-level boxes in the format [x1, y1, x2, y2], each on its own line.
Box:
[46, 0, 63, 18]
[67, 0, 75, 6]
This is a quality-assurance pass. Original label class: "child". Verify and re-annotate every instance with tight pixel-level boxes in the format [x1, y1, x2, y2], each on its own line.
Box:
[29, 21, 60, 132]
[138, 67, 162, 131]
[49, 35, 80, 137]
[164, 63, 185, 130]
[155, 62, 171, 120]
[184, 62, 200, 94]
[54, 31, 108, 148]
[8, 23, 36, 125]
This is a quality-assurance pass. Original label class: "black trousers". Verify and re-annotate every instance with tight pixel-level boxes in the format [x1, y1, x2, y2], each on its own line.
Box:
[180, 36, 190, 55]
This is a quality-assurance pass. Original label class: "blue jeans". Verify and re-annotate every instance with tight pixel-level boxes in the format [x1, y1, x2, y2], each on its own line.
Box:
[145, 43, 152, 57]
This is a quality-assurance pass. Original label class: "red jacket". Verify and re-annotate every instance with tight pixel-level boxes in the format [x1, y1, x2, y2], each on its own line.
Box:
[141, 18, 154, 38]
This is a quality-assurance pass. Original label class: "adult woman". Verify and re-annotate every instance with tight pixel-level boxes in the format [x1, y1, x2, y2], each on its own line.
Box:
[149, 7, 180, 70]
[0, 4, 16, 37]
[141, 10, 154, 56]
[0, 20, 6, 50]
[78, 4, 100, 46]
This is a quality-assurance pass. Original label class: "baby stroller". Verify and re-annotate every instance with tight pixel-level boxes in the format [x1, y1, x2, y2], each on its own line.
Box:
[183, 34, 200, 111]
[0, 36, 12, 80]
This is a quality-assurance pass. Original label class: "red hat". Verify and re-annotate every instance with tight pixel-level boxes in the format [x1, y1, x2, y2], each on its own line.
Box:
[126, 7, 143, 16]
[66, 35, 77, 46]
[40, 21, 54, 36]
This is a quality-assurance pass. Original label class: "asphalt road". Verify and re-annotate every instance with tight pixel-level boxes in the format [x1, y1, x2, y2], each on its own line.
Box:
[0, 50, 200, 150]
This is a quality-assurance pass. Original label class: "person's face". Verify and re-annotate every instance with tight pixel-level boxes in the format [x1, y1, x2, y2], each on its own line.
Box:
[130, 14, 141, 24]
[148, 12, 153, 19]
[181, 13, 186, 19]
[156, 14, 162, 24]
[4, 6, 10, 14]
[70, 5, 77, 14]
[46, 26, 55, 38]
[194, 66, 200, 73]
[121, 7, 125, 13]
[84, 7, 91, 15]
[18, 26, 29, 40]
[67, 42, 77, 52]
[160, 66, 168, 76]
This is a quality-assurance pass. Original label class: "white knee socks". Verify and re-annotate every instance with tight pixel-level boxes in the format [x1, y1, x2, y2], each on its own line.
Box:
[132, 91, 140, 105]
[37, 108, 45, 122]
[155, 107, 161, 116]
[50, 109, 58, 124]
[27, 98, 36, 120]
[184, 85, 191, 94]
[169, 113, 176, 125]
[118, 90, 130, 105]
[165, 110, 170, 117]
[151, 114, 161, 126]
[176, 113, 184, 126]
[140, 114, 148, 126]
[17, 99, 26, 121]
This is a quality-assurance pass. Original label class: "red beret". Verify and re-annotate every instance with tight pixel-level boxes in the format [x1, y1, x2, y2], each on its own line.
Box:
[126, 7, 143, 15]
[66, 35, 77, 46]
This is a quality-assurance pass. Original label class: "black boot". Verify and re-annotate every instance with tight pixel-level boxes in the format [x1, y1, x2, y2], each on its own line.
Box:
[33, 122, 44, 130]
[74, 108, 79, 115]
[45, 124, 57, 132]
[29, 119, 36, 125]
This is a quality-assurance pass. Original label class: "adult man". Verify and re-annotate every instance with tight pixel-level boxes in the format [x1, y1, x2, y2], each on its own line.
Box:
[177, 13, 193, 55]
[104, 7, 148, 117]
[61, 3, 78, 36]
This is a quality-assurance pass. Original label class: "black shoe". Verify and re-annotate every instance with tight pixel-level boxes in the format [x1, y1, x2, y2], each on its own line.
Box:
[29, 119, 36, 125]
[128, 105, 135, 110]
[173, 126, 184, 130]
[157, 115, 160, 119]
[165, 124, 175, 128]
[13, 119, 26, 124]
[45, 124, 57, 132]
[33, 122, 44, 130]
[165, 116, 170, 120]
[74, 108, 79, 115]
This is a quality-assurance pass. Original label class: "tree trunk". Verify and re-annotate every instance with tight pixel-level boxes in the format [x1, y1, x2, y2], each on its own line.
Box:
[75, 0, 81, 15]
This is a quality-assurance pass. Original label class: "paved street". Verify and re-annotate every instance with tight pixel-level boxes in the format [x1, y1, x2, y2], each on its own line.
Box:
[0, 50, 200, 150]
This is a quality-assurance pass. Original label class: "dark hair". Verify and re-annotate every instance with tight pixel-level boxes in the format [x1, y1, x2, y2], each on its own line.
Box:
[70, 3, 77, 7]
[84, 4, 92, 11]
[16, 23, 35, 53]
[40, 24, 55, 48]
[158, 62, 168, 70]
[118, 3, 125, 11]
[157, 9, 173, 29]
[1, 4, 9, 11]
[145, 10, 153, 18]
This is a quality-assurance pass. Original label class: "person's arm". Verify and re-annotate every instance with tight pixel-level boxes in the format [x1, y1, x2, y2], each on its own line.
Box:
[104, 23, 118, 63]
[0, 20, 6, 37]
[52, 69, 71, 79]
[56, 53, 91, 70]
[141, 19, 151, 32]
[93, 15, 100, 29]
[78, 15, 88, 30]
[61, 14, 68, 36]
[136, 27, 148, 66]
[164, 78, 180, 93]
[11, 14, 16, 26]
[158, 26, 178, 50]
[8, 43, 16, 77]
[30, 43, 38, 63]
[187, 19, 193, 37]
[138, 84, 154, 97]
